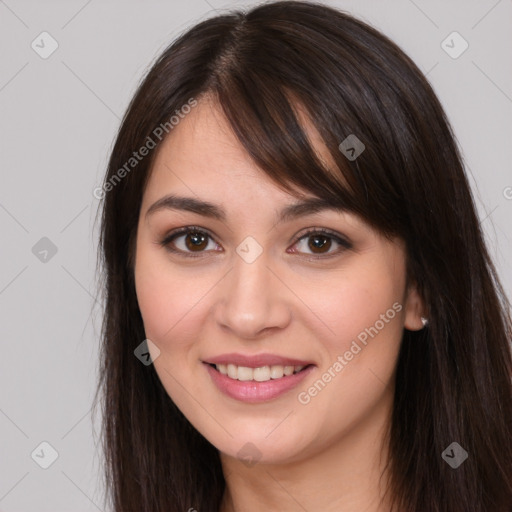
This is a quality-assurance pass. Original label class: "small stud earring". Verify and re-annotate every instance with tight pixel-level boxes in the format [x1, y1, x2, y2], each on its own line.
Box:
[421, 317, 429, 327]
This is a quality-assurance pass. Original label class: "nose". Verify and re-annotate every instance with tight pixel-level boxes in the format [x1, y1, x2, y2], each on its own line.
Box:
[213, 249, 292, 339]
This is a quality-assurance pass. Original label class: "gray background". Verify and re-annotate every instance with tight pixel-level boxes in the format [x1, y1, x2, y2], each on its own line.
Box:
[1, 0, 511, 510]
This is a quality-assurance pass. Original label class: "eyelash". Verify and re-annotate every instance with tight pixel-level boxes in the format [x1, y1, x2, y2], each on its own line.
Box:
[158, 225, 352, 260]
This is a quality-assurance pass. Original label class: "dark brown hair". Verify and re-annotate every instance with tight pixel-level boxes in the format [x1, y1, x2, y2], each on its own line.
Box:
[93, 1, 512, 510]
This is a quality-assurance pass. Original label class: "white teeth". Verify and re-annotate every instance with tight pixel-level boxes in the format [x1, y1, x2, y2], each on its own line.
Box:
[253, 366, 270, 382]
[227, 364, 238, 379]
[237, 366, 253, 381]
[270, 365, 284, 379]
[283, 365, 294, 376]
[213, 363, 306, 382]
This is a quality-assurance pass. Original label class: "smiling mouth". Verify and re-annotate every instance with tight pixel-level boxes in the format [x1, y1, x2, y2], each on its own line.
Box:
[208, 363, 312, 382]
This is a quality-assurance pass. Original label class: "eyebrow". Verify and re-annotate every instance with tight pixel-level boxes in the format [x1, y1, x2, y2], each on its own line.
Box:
[145, 194, 348, 224]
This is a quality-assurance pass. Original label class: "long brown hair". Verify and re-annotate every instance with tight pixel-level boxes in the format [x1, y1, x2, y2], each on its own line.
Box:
[93, 2, 512, 510]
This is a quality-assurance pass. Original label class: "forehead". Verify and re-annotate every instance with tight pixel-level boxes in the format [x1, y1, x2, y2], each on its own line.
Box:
[142, 111, 287, 216]
[145, 95, 339, 191]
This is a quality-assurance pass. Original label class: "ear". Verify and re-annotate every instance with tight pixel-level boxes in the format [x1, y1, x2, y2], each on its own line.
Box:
[403, 280, 427, 331]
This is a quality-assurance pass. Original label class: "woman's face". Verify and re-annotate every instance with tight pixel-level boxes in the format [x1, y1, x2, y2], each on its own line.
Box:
[134, 98, 424, 465]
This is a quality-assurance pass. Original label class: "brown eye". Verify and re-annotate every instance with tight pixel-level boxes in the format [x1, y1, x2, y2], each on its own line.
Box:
[184, 230, 209, 251]
[160, 227, 218, 257]
[291, 228, 352, 259]
[307, 234, 332, 254]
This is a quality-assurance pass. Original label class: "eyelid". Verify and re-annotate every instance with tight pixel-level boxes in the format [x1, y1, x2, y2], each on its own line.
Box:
[158, 225, 219, 257]
[289, 227, 352, 259]
[158, 225, 352, 259]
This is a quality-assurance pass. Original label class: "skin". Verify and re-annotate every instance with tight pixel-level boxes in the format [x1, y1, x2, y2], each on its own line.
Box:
[134, 96, 426, 511]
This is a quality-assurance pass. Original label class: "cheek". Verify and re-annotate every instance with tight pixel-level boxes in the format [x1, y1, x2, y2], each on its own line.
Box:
[306, 264, 405, 411]
[134, 245, 186, 344]
[134, 246, 215, 354]
[313, 271, 403, 350]
[135, 267, 174, 342]
[294, 279, 404, 439]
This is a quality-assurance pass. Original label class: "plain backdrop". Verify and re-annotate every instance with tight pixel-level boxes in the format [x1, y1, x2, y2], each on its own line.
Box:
[0, 0, 511, 510]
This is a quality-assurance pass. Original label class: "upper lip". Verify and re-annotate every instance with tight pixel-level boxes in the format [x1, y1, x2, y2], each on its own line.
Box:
[204, 353, 314, 368]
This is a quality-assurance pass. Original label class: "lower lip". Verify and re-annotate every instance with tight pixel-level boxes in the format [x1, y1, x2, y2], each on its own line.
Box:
[204, 363, 315, 403]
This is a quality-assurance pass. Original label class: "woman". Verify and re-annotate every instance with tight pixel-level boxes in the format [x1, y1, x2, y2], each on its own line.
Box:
[93, 1, 512, 510]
